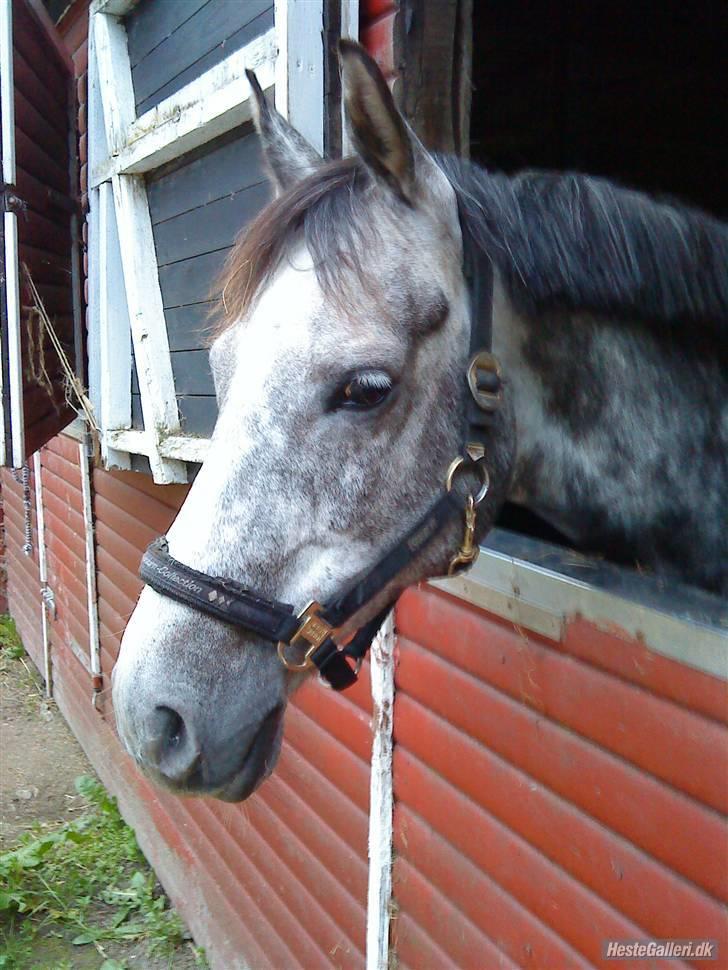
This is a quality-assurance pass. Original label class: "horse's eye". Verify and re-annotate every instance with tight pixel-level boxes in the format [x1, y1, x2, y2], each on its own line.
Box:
[337, 372, 393, 410]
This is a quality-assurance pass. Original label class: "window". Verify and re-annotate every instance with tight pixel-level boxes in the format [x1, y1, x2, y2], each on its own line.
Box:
[87, 0, 356, 483]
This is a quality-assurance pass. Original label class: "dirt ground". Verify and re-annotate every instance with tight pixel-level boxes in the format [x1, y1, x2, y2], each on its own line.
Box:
[0, 653, 91, 849]
[0, 645, 203, 969]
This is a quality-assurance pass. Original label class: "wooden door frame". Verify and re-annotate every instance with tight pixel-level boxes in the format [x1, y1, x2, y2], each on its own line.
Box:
[393, 0, 472, 155]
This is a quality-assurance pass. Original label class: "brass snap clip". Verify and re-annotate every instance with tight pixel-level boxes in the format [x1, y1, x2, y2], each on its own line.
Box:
[448, 494, 479, 575]
[445, 452, 490, 576]
[277, 601, 334, 671]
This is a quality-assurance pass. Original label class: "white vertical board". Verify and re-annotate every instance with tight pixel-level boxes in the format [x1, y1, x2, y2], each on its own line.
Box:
[366, 611, 395, 970]
[32, 451, 52, 695]
[92, 11, 136, 153]
[111, 173, 185, 483]
[275, 0, 325, 153]
[340, 0, 359, 156]
[0, 0, 24, 466]
[97, 182, 132, 469]
[92, 9, 185, 483]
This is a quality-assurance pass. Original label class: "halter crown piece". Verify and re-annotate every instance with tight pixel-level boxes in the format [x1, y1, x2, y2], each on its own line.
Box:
[139, 201, 502, 691]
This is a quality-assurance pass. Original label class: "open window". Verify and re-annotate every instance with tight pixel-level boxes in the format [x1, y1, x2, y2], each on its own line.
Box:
[1, 0, 83, 467]
[397, 0, 726, 608]
[87, 0, 357, 483]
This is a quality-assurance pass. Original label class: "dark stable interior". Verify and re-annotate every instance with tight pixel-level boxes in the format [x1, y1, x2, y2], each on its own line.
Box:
[471, 0, 727, 560]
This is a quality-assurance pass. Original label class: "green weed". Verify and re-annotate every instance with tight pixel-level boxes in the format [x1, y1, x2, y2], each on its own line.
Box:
[0, 615, 24, 660]
[0, 776, 206, 969]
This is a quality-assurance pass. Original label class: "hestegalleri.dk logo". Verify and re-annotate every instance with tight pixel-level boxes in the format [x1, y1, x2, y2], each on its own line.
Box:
[603, 939, 718, 961]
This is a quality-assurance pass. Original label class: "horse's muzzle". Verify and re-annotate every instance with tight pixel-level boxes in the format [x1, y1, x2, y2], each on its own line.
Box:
[131, 699, 285, 802]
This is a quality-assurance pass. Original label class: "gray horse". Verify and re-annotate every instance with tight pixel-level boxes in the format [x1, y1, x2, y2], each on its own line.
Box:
[113, 42, 727, 802]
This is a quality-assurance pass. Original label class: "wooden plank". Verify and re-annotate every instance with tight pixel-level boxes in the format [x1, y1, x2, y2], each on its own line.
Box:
[11, 47, 68, 137]
[97, 181, 132, 469]
[394, 804, 591, 970]
[164, 302, 216, 352]
[14, 87, 68, 160]
[169, 350, 213, 397]
[106, 427, 210, 463]
[394, 714, 726, 950]
[132, 0, 273, 112]
[14, 124, 69, 195]
[176, 395, 217, 437]
[153, 180, 269, 266]
[158, 248, 229, 308]
[275, 0, 324, 153]
[395, 654, 728, 903]
[147, 128, 264, 225]
[91, 29, 277, 185]
[398, 601, 728, 812]
[90, 0, 139, 15]
[12, 0, 68, 110]
[394, 858, 519, 970]
[17, 207, 72, 256]
[93, 11, 136, 155]
[125, 0, 209, 68]
[110, 173, 186, 483]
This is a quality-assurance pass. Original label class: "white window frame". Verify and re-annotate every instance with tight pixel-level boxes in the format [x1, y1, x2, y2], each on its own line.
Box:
[88, 0, 355, 483]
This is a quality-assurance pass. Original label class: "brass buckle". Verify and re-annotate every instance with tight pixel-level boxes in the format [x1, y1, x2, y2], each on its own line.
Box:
[467, 351, 503, 411]
[277, 601, 334, 671]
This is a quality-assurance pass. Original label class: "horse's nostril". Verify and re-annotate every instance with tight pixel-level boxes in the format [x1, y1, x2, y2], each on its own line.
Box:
[143, 705, 200, 784]
[163, 708, 183, 747]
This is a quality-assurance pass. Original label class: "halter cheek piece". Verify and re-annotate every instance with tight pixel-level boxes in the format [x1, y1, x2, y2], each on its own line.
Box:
[139, 202, 502, 691]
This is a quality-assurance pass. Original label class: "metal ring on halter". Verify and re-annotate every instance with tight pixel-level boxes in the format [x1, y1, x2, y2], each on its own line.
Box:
[445, 454, 490, 505]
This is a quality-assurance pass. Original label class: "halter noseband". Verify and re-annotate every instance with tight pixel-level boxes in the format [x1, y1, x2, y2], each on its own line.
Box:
[139, 202, 502, 691]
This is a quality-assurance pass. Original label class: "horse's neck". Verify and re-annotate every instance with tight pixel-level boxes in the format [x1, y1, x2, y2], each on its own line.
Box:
[492, 276, 726, 590]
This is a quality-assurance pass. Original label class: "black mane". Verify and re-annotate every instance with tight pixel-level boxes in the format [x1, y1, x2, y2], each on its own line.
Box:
[438, 155, 728, 336]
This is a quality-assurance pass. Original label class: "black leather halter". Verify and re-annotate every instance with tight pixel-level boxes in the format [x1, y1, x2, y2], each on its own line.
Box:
[139, 201, 501, 691]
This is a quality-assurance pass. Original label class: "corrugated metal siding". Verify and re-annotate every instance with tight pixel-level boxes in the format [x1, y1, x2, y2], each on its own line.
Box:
[391, 585, 728, 968]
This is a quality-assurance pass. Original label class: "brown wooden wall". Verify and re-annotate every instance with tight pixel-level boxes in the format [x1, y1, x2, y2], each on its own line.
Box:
[10, 0, 79, 458]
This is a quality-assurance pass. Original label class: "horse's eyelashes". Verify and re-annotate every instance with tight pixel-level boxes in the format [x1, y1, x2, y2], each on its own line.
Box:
[333, 370, 394, 411]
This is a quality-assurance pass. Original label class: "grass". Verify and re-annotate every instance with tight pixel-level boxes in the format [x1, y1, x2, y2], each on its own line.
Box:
[0, 775, 207, 969]
[0, 616, 24, 660]
[0, 624, 207, 970]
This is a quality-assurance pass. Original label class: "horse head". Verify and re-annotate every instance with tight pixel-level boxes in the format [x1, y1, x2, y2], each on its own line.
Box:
[112, 42, 514, 801]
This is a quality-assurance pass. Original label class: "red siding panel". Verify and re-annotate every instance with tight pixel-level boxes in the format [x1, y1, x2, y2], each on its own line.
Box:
[392, 584, 728, 968]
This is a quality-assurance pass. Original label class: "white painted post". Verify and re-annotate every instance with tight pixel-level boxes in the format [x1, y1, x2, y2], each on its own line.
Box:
[0, 0, 24, 466]
[366, 611, 396, 970]
[110, 172, 186, 484]
[78, 438, 102, 698]
[32, 451, 52, 696]
[275, 0, 325, 154]
[340, 0, 359, 157]
[97, 181, 132, 470]
[92, 11, 136, 154]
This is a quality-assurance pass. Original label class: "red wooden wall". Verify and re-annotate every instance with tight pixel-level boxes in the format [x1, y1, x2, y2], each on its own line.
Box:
[390, 586, 727, 969]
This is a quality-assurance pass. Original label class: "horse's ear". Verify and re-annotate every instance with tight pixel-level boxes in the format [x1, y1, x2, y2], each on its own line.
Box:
[245, 69, 322, 194]
[338, 39, 417, 204]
